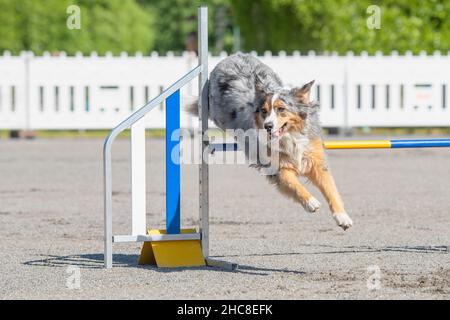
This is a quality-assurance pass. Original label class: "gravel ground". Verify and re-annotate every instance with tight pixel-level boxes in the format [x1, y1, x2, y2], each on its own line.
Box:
[0, 137, 449, 300]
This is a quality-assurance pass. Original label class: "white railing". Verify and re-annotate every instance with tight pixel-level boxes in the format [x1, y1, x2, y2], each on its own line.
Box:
[1, 50, 449, 130]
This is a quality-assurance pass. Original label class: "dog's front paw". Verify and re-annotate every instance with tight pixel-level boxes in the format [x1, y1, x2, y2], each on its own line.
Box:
[304, 196, 321, 213]
[332, 212, 353, 230]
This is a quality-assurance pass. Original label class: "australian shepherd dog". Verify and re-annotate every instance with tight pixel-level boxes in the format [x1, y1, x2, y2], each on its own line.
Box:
[192, 53, 352, 230]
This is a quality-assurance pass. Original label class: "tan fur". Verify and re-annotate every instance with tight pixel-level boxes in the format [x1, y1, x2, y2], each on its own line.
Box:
[303, 138, 345, 213]
[276, 167, 314, 206]
[295, 80, 314, 104]
[258, 96, 271, 117]
[295, 89, 310, 104]
[274, 136, 346, 217]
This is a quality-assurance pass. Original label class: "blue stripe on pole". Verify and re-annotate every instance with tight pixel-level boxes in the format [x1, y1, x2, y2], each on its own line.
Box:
[391, 139, 450, 148]
[166, 90, 180, 234]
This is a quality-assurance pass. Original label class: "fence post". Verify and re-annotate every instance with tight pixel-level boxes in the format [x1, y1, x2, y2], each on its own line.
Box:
[343, 53, 350, 135]
[23, 51, 31, 133]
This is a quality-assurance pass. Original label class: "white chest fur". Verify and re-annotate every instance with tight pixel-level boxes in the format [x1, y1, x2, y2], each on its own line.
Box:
[280, 133, 310, 172]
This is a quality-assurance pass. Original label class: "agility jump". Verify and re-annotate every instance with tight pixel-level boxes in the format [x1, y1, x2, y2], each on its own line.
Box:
[103, 6, 238, 270]
[103, 6, 450, 269]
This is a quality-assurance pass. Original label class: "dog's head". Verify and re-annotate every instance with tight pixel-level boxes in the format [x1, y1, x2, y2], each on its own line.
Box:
[255, 80, 318, 138]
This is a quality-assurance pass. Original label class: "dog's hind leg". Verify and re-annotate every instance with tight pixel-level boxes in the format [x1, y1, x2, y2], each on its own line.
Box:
[304, 139, 353, 230]
[275, 168, 321, 213]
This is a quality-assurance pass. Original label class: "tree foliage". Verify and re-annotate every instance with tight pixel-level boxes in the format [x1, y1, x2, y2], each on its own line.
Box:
[139, 0, 234, 54]
[0, 0, 448, 55]
[229, 0, 450, 54]
[0, 0, 155, 55]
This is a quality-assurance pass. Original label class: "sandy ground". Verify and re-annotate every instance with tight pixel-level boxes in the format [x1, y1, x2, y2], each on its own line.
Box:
[0, 137, 449, 300]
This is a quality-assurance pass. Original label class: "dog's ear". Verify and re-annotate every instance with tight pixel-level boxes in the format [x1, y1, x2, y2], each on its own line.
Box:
[291, 80, 314, 104]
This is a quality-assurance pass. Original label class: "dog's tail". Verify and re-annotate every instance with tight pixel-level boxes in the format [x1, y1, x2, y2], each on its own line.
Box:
[186, 98, 199, 117]
[183, 95, 213, 123]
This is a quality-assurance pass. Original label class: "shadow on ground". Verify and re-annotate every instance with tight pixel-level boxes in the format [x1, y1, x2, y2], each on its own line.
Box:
[23, 244, 448, 276]
[213, 244, 450, 259]
[22, 253, 306, 275]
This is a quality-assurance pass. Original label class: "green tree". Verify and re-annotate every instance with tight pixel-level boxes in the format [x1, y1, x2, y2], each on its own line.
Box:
[229, 0, 450, 54]
[1, 0, 448, 56]
[0, 0, 21, 53]
[138, 0, 234, 54]
[0, 0, 156, 55]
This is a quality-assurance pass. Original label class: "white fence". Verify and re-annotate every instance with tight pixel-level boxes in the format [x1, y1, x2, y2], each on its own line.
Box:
[1, 50, 449, 130]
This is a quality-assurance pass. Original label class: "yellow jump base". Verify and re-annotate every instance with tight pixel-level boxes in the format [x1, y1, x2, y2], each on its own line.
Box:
[138, 229, 206, 268]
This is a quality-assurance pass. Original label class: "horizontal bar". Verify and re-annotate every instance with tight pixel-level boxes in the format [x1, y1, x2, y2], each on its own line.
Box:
[325, 139, 450, 149]
[209, 139, 450, 151]
[209, 143, 239, 153]
[391, 139, 450, 148]
[113, 233, 201, 243]
[210, 141, 393, 150]
[324, 140, 391, 149]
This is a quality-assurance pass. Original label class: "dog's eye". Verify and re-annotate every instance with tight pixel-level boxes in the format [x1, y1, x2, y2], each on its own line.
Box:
[277, 107, 286, 113]
[260, 108, 268, 114]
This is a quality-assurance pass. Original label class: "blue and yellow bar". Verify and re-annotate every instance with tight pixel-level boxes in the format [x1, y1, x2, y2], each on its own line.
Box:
[210, 139, 450, 152]
[324, 139, 450, 149]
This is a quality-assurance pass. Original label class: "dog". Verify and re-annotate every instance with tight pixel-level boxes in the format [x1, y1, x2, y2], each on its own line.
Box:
[191, 53, 352, 230]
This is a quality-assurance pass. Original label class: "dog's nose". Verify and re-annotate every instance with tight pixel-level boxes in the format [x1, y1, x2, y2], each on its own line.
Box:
[264, 122, 273, 132]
